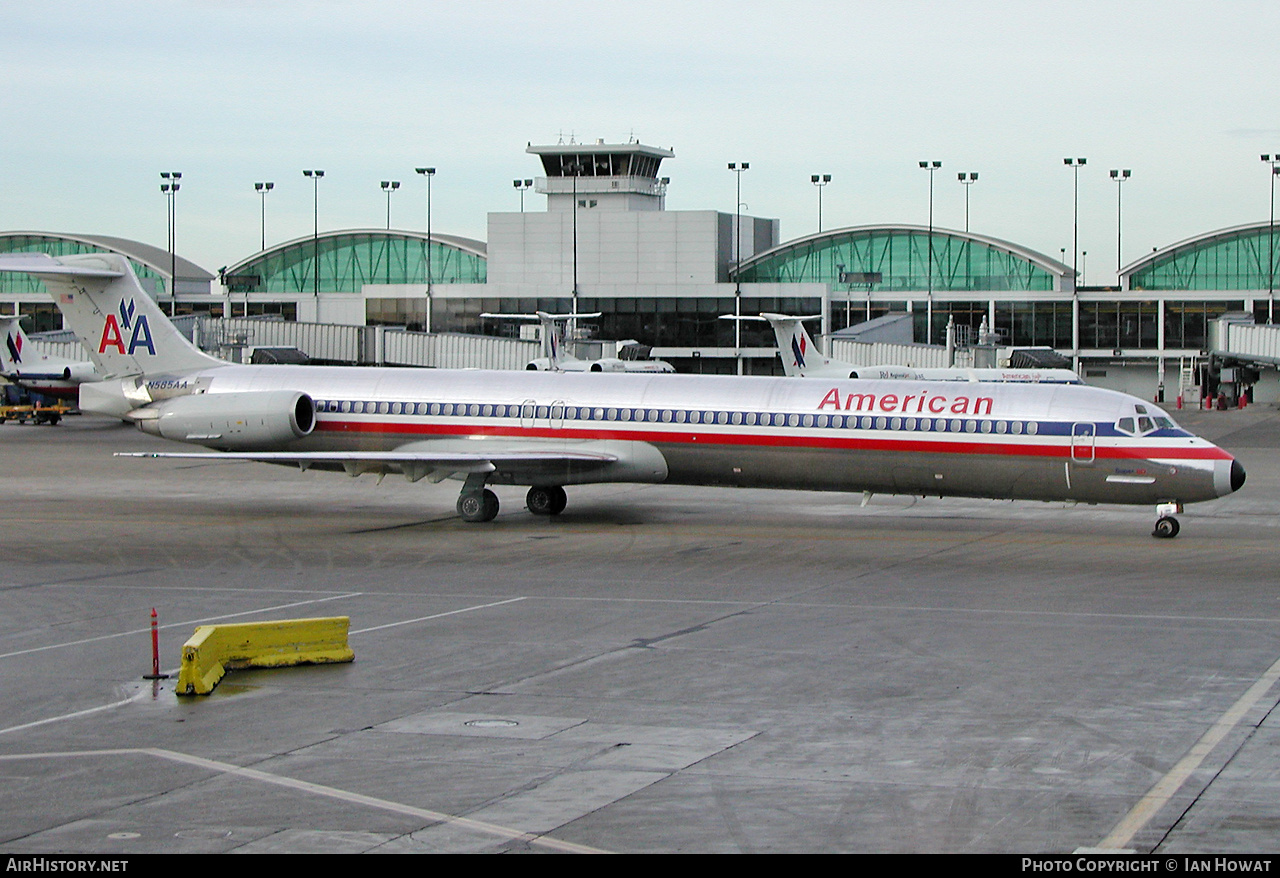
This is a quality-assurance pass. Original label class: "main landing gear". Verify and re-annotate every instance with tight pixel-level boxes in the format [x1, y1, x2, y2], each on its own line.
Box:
[1152, 502, 1183, 539]
[526, 485, 567, 516]
[455, 480, 568, 523]
[457, 489, 500, 523]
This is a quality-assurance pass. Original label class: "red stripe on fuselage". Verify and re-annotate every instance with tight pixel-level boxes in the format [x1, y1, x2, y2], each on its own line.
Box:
[313, 418, 1233, 461]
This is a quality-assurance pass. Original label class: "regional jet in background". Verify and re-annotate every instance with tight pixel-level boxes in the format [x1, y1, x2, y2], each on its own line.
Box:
[0, 313, 98, 400]
[0, 253, 1243, 537]
[732, 312, 1083, 384]
[481, 311, 675, 373]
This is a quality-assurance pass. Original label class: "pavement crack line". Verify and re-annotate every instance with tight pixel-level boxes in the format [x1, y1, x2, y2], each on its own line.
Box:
[1151, 691, 1280, 852]
[1097, 649, 1280, 851]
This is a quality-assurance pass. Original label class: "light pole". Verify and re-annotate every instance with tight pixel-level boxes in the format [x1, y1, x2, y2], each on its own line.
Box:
[957, 172, 978, 232]
[919, 160, 941, 344]
[302, 169, 324, 297]
[1063, 158, 1086, 291]
[564, 160, 582, 309]
[381, 180, 400, 230]
[160, 171, 181, 304]
[513, 178, 532, 212]
[415, 168, 435, 306]
[254, 181, 273, 252]
[728, 163, 749, 291]
[810, 174, 831, 233]
[728, 162, 749, 375]
[1263, 155, 1280, 322]
[1110, 169, 1130, 277]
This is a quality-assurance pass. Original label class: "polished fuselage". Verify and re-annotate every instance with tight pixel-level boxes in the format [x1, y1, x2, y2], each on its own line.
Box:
[133, 364, 1238, 508]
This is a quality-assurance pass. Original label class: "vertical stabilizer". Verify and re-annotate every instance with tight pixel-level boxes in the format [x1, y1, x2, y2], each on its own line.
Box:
[0, 314, 25, 373]
[759, 313, 829, 376]
[0, 253, 223, 378]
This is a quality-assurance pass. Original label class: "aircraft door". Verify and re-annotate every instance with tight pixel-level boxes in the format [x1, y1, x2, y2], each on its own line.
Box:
[1071, 422, 1096, 464]
[520, 398, 536, 429]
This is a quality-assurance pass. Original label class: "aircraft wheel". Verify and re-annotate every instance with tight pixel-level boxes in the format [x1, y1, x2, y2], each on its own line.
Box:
[1152, 516, 1180, 539]
[526, 485, 567, 516]
[457, 489, 499, 522]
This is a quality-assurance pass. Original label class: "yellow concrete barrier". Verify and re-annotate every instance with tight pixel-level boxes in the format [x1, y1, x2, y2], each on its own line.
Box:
[176, 617, 354, 696]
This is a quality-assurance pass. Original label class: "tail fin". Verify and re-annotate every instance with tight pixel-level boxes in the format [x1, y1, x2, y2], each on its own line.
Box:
[478, 310, 602, 371]
[758, 313, 826, 376]
[0, 253, 222, 378]
[0, 314, 25, 373]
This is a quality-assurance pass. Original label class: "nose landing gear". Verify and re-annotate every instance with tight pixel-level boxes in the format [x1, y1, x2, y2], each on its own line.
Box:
[1152, 502, 1183, 539]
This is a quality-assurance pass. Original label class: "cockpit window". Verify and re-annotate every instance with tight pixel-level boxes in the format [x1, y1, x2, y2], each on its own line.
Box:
[1119, 406, 1181, 436]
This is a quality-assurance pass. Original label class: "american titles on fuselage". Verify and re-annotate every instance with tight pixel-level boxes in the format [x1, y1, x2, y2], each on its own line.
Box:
[818, 387, 994, 416]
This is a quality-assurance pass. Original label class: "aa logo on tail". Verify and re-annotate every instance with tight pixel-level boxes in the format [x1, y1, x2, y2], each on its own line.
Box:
[5, 331, 21, 365]
[790, 332, 807, 368]
[99, 298, 155, 356]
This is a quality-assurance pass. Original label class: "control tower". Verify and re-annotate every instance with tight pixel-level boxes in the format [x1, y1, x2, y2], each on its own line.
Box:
[489, 138, 777, 288]
[528, 140, 674, 212]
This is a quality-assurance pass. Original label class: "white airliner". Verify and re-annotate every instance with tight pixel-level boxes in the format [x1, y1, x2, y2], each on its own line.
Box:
[0, 313, 98, 400]
[482, 311, 675, 373]
[736, 312, 1083, 383]
[0, 252, 1244, 537]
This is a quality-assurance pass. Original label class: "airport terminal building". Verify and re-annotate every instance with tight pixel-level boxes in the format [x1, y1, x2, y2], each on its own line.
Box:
[3, 139, 1279, 400]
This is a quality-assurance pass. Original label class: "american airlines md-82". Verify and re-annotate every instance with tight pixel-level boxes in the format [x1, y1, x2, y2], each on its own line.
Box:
[0, 253, 1244, 537]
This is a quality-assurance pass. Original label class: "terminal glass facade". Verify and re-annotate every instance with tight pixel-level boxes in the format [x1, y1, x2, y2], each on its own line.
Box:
[994, 301, 1073, 349]
[1129, 226, 1280, 291]
[1164, 300, 1245, 349]
[736, 228, 1057, 292]
[227, 232, 486, 295]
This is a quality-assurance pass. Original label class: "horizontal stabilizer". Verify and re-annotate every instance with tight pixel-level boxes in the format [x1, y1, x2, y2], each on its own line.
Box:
[0, 253, 123, 278]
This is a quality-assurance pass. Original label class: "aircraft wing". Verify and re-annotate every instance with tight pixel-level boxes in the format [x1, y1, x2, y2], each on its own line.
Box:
[114, 446, 622, 484]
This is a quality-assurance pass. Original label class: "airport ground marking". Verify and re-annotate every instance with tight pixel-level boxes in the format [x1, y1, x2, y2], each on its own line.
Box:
[1098, 649, 1280, 850]
[0, 746, 604, 853]
[0, 592, 362, 660]
[0, 687, 152, 736]
[351, 596, 527, 635]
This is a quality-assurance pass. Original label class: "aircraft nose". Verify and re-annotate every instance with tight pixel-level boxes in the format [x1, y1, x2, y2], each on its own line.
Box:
[1231, 458, 1247, 493]
[1215, 456, 1246, 497]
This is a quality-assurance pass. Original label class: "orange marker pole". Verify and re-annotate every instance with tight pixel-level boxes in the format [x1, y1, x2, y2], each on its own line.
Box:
[143, 608, 168, 680]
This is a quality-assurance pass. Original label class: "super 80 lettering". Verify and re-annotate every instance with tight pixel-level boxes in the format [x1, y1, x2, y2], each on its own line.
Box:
[817, 387, 994, 416]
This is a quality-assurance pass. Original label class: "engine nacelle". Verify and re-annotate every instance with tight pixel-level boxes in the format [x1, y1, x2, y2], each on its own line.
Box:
[134, 390, 315, 450]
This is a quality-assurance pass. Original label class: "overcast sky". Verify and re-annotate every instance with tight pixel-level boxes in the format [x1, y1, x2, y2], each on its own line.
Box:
[2, 0, 1278, 283]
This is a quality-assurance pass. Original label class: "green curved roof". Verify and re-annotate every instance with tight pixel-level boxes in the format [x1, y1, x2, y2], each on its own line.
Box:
[222, 228, 487, 294]
[0, 231, 213, 298]
[735, 225, 1068, 292]
[1124, 222, 1280, 291]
